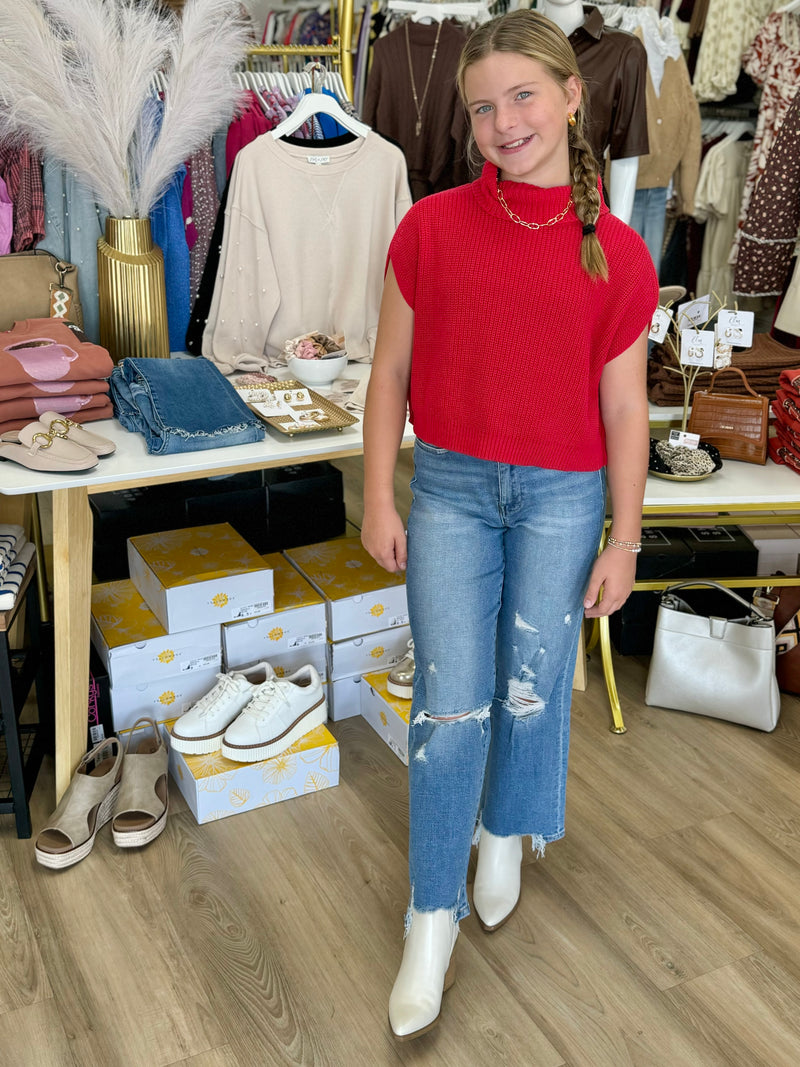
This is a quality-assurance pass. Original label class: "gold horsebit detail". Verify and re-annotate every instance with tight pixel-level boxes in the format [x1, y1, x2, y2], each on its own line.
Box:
[30, 419, 78, 450]
[496, 175, 573, 231]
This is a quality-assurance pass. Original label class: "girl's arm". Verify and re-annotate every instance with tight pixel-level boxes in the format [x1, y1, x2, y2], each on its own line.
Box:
[361, 264, 414, 574]
[584, 326, 649, 618]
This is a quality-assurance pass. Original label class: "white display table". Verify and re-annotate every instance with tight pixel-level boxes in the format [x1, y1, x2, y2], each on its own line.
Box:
[3, 406, 799, 796]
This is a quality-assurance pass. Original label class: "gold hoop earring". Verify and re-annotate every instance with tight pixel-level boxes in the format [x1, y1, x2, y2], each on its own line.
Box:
[567, 112, 577, 127]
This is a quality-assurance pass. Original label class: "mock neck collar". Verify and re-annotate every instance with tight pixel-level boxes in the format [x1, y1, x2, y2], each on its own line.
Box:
[475, 161, 609, 227]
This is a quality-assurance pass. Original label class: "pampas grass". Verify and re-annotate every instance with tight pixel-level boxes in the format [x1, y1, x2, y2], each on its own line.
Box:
[0, 0, 249, 217]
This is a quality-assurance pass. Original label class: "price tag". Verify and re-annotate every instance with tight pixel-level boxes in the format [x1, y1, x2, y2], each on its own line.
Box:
[668, 429, 700, 449]
[648, 308, 671, 343]
[680, 328, 715, 368]
[717, 309, 754, 348]
[676, 294, 711, 330]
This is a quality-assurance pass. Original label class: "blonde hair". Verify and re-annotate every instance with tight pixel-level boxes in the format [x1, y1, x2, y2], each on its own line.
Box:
[456, 9, 608, 281]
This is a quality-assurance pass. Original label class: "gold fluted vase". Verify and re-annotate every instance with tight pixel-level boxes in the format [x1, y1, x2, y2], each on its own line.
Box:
[97, 217, 170, 362]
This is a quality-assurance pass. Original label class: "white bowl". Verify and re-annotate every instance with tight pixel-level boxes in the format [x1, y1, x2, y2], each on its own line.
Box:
[287, 352, 348, 387]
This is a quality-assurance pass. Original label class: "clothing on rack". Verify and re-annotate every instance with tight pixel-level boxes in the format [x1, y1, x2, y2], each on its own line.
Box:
[693, 130, 751, 299]
[364, 19, 470, 201]
[201, 130, 411, 374]
[0, 138, 44, 252]
[734, 92, 800, 298]
[184, 146, 221, 307]
[729, 11, 800, 270]
[567, 6, 650, 170]
[0, 177, 12, 256]
[150, 164, 190, 353]
[691, 0, 775, 103]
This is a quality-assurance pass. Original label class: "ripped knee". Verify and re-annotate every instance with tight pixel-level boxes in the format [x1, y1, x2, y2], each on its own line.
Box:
[412, 704, 491, 727]
[504, 677, 545, 717]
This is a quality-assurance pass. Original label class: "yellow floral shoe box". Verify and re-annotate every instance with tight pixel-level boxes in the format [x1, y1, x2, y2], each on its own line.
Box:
[328, 624, 412, 681]
[284, 537, 408, 641]
[128, 523, 274, 634]
[110, 665, 220, 735]
[91, 579, 221, 688]
[163, 722, 339, 824]
[222, 552, 326, 670]
[360, 670, 410, 765]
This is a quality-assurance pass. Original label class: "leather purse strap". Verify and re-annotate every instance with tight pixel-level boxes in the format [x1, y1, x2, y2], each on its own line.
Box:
[661, 579, 770, 620]
[705, 365, 760, 399]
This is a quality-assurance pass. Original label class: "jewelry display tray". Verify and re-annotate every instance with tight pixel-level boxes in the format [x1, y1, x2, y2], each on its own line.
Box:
[236, 379, 359, 437]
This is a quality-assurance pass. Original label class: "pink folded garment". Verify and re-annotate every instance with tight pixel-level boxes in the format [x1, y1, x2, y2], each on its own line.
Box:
[0, 391, 111, 425]
[0, 398, 114, 437]
[0, 319, 113, 386]
[0, 378, 110, 402]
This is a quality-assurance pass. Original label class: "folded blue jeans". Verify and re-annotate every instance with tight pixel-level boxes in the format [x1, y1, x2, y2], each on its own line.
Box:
[405, 439, 606, 924]
[110, 356, 264, 455]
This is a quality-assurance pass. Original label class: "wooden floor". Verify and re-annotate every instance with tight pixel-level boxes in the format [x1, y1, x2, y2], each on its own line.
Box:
[3, 456, 800, 1065]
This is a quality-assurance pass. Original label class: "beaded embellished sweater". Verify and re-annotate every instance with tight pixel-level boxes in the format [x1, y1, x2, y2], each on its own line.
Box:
[388, 161, 659, 470]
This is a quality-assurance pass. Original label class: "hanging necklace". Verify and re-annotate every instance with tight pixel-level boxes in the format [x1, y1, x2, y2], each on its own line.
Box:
[496, 171, 573, 230]
[405, 20, 443, 137]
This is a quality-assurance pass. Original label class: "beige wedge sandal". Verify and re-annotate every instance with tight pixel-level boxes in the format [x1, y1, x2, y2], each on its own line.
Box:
[34, 737, 123, 869]
[111, 718, 169, 849]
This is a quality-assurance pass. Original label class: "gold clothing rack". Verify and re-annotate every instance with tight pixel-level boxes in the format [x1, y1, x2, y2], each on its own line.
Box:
[245, 0, 355, 101]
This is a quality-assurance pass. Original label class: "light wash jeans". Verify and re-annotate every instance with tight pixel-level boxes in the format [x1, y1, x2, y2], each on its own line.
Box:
[405, 439, 607, 925]
[630, 186, 668, 274]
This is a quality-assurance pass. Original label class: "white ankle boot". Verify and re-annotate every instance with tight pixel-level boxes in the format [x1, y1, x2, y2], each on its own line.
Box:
[472, 830, 523, 932]
[388, 908, 458, 1040]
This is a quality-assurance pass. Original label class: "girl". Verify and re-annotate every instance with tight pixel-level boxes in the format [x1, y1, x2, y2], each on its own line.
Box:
[361, 9, 658, 1041]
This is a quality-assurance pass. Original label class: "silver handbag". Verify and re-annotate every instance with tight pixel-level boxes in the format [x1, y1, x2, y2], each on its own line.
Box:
[645, 580, 781, 732]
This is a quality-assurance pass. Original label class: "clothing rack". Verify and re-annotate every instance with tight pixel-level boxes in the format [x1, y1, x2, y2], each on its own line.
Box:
[245, 0, 355, 101]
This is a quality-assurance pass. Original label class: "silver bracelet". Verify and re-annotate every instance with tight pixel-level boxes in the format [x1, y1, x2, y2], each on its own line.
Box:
[607, 535, 641, 554]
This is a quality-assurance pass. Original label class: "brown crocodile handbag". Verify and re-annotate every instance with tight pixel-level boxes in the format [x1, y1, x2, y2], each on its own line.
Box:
[687, 366, 768, 464]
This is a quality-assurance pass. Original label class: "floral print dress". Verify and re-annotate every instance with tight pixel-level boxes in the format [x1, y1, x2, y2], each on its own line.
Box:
[729, 11, 800, 267]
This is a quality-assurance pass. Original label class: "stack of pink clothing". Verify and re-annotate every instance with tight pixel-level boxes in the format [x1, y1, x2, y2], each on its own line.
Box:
[769, 367, 800, 473]
[0, 319, 114, 435]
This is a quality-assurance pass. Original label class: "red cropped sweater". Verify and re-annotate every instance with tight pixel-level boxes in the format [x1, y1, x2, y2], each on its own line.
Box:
[388, 162, 658, 470]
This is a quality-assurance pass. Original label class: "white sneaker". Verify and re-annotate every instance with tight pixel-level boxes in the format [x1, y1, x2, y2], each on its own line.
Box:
[221, 664, 327, 762]
[169, 662, 275, 755]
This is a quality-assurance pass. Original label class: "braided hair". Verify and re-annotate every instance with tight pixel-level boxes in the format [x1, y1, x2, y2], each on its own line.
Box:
[456, 9, 609, 281]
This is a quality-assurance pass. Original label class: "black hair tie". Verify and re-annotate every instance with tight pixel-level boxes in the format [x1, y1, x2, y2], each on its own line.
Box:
[582, 223, 596, 236]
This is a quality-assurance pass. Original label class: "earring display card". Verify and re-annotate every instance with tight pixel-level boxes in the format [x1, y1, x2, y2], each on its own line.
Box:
[717, 309, 754, 349]
[680, 329, 715, 367]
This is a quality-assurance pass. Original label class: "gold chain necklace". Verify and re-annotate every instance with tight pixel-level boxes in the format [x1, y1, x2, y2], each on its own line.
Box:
[405, 20, 443, 137]
[496, 174, 573, 230]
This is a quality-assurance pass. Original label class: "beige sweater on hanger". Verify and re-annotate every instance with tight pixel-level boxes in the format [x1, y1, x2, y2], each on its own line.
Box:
[202, 131, 411, 374]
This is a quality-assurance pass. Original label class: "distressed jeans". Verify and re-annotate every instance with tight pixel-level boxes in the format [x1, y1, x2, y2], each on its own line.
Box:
[405, 439, 606, 924]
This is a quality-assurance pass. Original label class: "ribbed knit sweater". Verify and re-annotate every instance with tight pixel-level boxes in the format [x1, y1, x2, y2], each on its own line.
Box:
[388, 162, 658, 470]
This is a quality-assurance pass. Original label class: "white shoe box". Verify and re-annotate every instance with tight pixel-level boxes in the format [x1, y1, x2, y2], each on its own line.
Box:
[222, 551, 326, 671]
[326, 675, 363, 721]
[164, 721, 339, 824]
[128, 523, 274, 633]
[741, 525, 800, 576]
[360, 670, 410, 764]
[284, 537, 408, 641]
[91, 579, 221, 687]
[109, 664, 220, 734]
[327, 625, 412, 680]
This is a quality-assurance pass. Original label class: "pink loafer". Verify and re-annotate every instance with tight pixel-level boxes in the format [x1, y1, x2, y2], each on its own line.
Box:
[37, 412, 116, 457]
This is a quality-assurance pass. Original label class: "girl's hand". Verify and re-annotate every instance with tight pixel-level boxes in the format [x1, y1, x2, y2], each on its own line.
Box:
[361, 506, 407, 573]
[583, 546, 637, 618]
